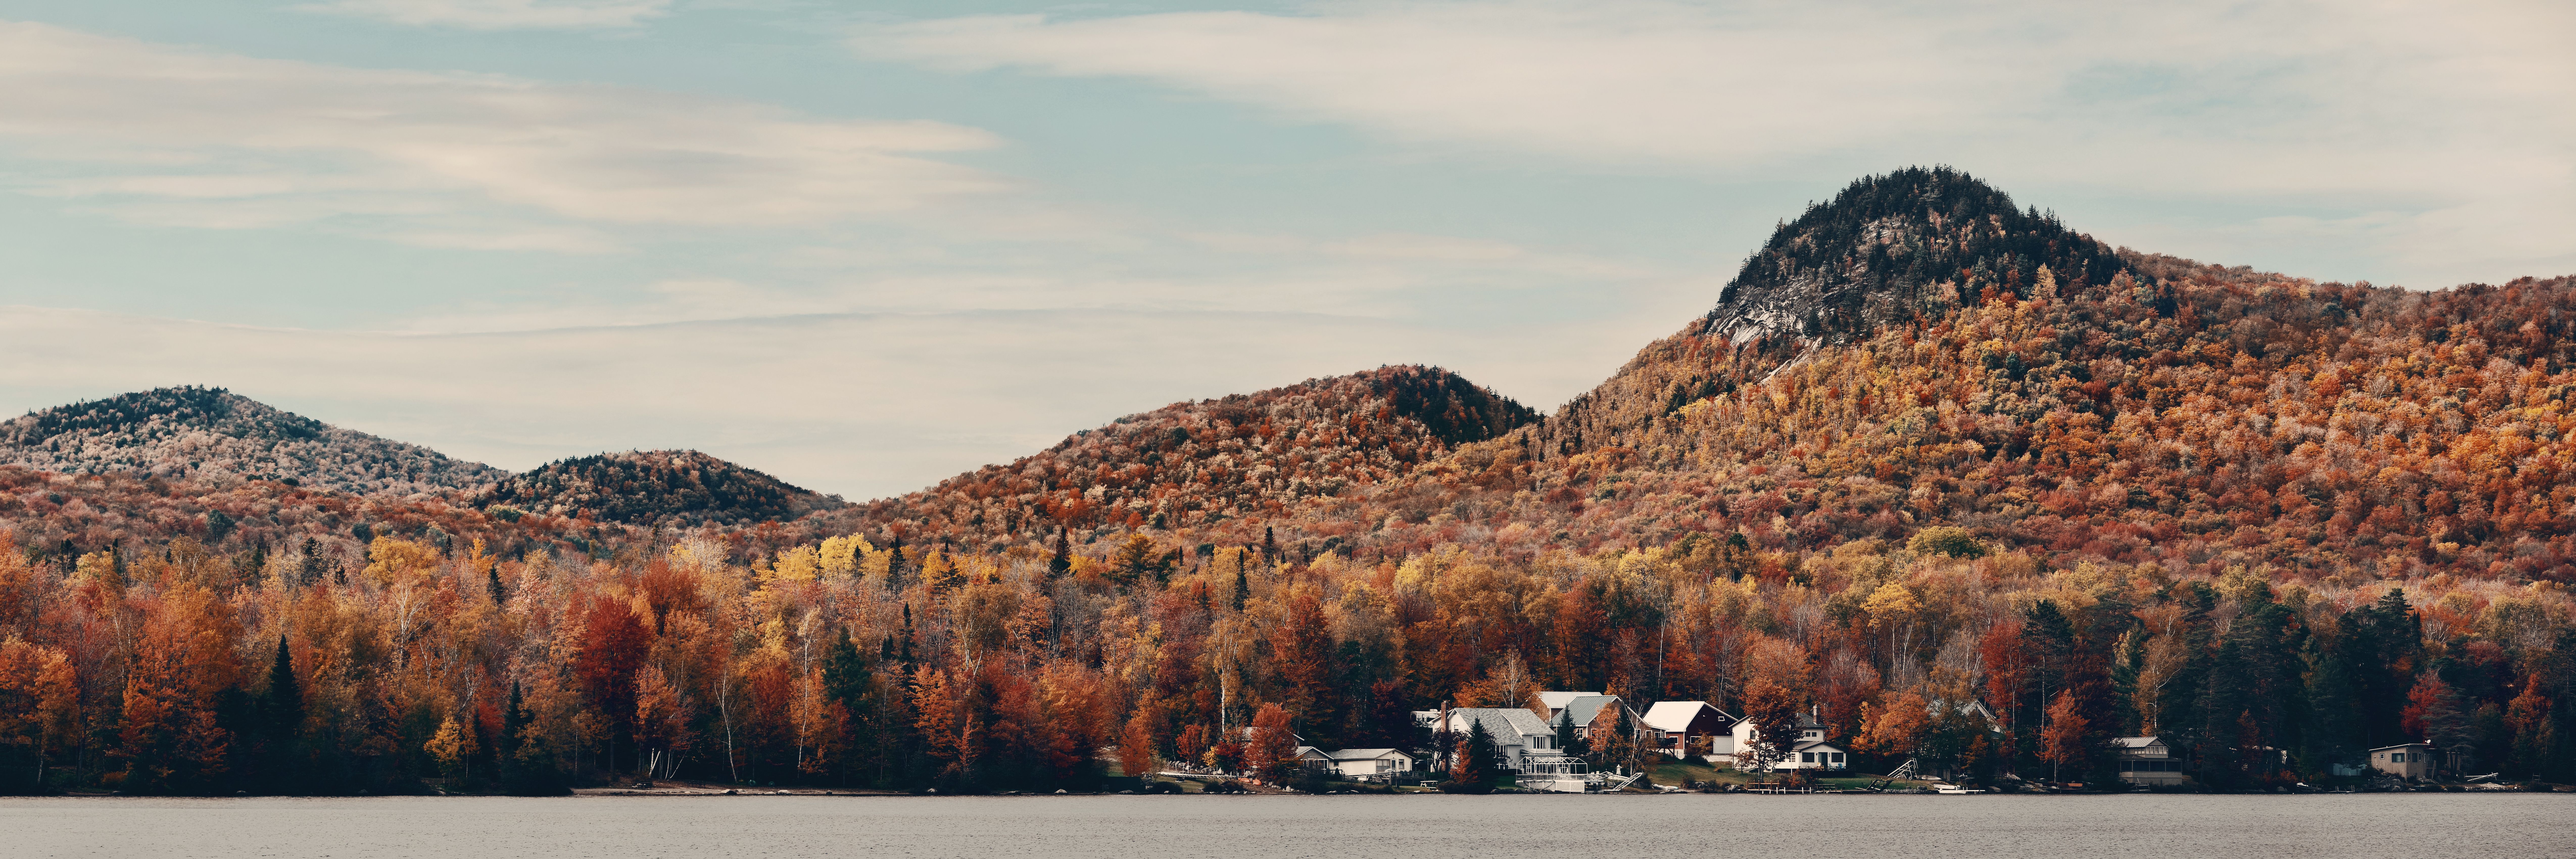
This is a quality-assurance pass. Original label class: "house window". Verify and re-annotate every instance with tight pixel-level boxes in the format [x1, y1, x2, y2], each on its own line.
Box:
[2390, 753, 2406, 763]
[1801, 752, 1815, 763]
[1831, 752, 1845, 764]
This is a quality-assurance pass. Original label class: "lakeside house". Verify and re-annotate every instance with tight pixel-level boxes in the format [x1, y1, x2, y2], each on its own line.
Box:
[2110, 736, 2186, 785]
[1439, 707, 1565, 769]
[1536, 691, 1641, 744]
[1295, 747, 1417, 781]
[1534, 691, 1598, 722]
[1439, 707, 1591, 790]
[1639, 701, 1735, 760]
[1726, 708, 1849, 771]
[2369, 743, 2436, 779]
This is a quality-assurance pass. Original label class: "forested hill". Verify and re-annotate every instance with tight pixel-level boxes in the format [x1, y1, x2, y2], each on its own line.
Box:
[477, 449, 840, 527]
[0, 386, 503, 497]
[824, 365, 1535, 549]
[1701, 165, 2133, 345]
[1528, 167, 2137, 463]
[1294, 169, 2576, 583]
[10, 170, 2576, 799]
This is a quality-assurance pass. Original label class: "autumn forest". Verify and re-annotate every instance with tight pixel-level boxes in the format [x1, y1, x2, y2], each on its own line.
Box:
[3, 169, 2574, 795]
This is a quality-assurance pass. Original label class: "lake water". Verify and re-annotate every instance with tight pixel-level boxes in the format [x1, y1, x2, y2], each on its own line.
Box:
[2, 794, 2568, 859]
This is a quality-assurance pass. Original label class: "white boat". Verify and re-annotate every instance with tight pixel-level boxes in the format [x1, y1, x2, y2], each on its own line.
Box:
[1932, 783, 1986, 794]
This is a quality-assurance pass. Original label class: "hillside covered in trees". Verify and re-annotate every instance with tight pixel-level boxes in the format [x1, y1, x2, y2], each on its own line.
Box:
[0, 387, 504, 497]
[479, 450, 841, 528]
[821, 364, 1534, 551]
[2, 169, 2573, 798]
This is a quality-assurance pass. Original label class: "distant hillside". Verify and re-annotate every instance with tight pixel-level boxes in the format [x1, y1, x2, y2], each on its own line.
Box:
[478, 449, 840, 526]
[0, 386, 503, 496]
[1268, 168, 2576, 580]
[841, 365, 1535, 547]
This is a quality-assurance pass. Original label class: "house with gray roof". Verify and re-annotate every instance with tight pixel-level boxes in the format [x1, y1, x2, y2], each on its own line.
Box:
[1439, 707, 1568, 771]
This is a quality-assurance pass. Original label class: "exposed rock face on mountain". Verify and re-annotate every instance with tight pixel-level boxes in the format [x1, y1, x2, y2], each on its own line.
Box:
[0, 386, 503, 496]
[836, 365, 1535, 546]
[478, 449, 839, 526]
[1527, 167, 2141, 464]
[1699, 165, 2133, 345]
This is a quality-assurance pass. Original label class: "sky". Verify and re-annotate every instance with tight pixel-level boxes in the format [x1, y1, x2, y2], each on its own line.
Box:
[0, 0, 2568, 500]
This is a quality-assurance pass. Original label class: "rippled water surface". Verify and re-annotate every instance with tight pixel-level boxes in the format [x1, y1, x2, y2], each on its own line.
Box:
[4, 793, 2569, 858]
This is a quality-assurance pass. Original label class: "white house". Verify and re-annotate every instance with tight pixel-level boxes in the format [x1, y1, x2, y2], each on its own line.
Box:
[1295, 747, 1417, 781]
[1439, 707, 1563, 771]
[1726, 709, 1848, 771]
[1535, 691, 1600, 721]
[2110, 736, 2185, 785]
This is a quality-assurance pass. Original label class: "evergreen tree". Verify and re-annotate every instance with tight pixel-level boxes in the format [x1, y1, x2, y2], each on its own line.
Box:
[255, 636, 303, 792]
[499, 681, 567, 795]
[1047, 529, 1071, 579]
[822, 629, 874, 784]
[2357, 588, 2423, 748]
[2301, 630, 2365, 778]
[486, 566, 507, 606]
[297, 537, 325, 587]
[1444, 720, 1498, 794]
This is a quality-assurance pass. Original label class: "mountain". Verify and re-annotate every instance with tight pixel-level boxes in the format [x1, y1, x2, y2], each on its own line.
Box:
[478, 449, 841, 527]
[0, 386, 503, 497]
[1257, 167, 2576, 579]
[1698, 166, 2132, 344]
[836, 365, 1534, 549]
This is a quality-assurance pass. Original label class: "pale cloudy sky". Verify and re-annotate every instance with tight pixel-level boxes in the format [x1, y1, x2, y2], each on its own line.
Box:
[0, 0, 2568, 498]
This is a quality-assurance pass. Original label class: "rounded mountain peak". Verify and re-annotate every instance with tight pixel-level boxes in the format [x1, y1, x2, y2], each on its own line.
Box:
[1699, 166, 2131, 344]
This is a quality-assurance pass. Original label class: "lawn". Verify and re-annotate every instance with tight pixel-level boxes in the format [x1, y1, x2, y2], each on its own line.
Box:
[1643, 757, 1939, 791]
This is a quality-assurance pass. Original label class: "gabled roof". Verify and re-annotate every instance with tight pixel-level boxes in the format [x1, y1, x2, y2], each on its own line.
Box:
[1790, 739, 1848, 753]
[1321, 747, 1411, 761]
[2368, 742, 2435, 752]
[2110, 736, 2165, 749]
[1560, 695, 1623, 727]
[1929, 697, 1996, 720]
[1446, 707, 1552, 739]
[1538, 691, 1602, 712]
[1640, 701, 1733, 732]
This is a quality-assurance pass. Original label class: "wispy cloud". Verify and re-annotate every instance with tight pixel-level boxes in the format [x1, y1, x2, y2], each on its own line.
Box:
[860, 0, 2576, 287]
[0, 20, 1008, 251]
[297, 0, 675, 30]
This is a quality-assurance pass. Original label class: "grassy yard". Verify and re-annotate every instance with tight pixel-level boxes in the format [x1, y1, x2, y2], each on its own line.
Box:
[1643, 757, 1941, 791]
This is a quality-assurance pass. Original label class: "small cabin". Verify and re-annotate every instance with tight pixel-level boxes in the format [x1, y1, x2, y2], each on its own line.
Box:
[1297, 747, 1417, 781]
[2369, 743, 2435, 779]
[2111, 736, 2186, 785]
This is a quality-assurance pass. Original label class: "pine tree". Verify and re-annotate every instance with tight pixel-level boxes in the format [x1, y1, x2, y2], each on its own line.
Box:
[297, 538, 324, 588]
[1445, 720, 1498, 794]
[255, 635, 303, 791]
[1047, 529, 1071, 579]
[486, 566, 507, 606]
[822, 629, 873, 784]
